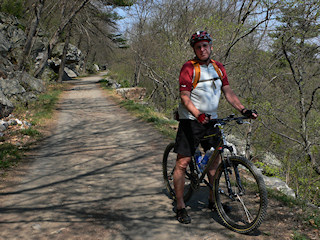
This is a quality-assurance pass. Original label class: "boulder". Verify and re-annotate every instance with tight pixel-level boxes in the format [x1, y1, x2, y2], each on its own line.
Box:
[262, 152, 282, 168]
[64, 67, 77, 78]
[18, 71, 46, 93]
[49, 43, 84, 75]
[0, 31, 11, 55]
[263, 175, 296, 198]
[116, 87, 147, 101]
[0, 77, 26, 98]
[0, 90, 14, 118]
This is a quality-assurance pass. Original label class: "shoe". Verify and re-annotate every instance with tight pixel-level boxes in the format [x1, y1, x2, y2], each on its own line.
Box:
[176, 208, 191, 224]
[208, 201, 231, 213]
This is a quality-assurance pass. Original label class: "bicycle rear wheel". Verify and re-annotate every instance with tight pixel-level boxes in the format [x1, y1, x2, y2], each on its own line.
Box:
[213, 156, 268, 234]
[162, 142, 193, 202]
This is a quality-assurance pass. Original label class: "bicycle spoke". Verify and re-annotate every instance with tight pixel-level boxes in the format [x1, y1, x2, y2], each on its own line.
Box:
[236, 194, 254, 223]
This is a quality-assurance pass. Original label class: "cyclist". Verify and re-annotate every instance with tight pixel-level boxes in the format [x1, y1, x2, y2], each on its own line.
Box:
[173, 30, 257, 224]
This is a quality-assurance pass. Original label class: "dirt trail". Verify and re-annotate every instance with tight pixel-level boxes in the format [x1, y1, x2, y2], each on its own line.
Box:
[0, 72, 315, 240]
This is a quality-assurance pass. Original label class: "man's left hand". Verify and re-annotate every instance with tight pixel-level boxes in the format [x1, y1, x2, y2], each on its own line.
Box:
[241, 109, 258, 119]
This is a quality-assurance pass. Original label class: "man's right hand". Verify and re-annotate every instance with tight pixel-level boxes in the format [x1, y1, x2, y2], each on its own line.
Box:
[197, 113, 209, 124]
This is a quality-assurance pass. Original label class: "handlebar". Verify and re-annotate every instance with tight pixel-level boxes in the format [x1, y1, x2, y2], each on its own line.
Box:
[208, 114, 249, 126]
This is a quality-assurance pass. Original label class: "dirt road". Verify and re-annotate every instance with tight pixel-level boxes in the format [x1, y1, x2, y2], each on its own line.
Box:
[0, 73, 307, 240]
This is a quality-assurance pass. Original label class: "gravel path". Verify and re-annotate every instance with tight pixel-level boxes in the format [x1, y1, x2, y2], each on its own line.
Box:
[0, 72, 288, 240]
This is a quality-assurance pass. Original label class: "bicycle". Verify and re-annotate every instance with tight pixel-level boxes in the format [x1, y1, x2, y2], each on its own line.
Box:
[162, 114, 268, 234]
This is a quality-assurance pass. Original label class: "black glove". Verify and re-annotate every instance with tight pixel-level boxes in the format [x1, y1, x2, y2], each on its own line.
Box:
[241, 109, 258, 119]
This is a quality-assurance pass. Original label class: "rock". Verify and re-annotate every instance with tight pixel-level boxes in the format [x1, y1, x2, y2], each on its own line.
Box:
[262, 152, 282, 168]
[0, 121, 7, 131]
[226, 134, 246, 156]
[64, 67, 77, 78]
[93, 64, 99, 72]
[0, 77, 26, 97]
[8, 119, 17, 125]
[18, 71, 46, 93]
[49, 43, 84, 75]
[263, 176, 296, 198]
[0, 31, 11, 54]
[116, 87, 146, 101]
[0, 90, 14, 118]
[105, 78, 121, 89]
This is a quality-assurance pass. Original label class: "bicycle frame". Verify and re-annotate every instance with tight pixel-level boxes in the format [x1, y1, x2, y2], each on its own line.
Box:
[187, 116, 247, 199]
[163, 114, 267, 233]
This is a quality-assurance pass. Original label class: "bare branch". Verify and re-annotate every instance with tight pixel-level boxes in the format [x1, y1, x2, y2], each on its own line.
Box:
[224, 11, 269, 60]
[305, 86, 320, 117]
[261, 120, 303, 145]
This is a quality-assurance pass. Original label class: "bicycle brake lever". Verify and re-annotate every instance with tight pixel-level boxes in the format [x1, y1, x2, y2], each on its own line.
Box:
[236, 119, 243, 124]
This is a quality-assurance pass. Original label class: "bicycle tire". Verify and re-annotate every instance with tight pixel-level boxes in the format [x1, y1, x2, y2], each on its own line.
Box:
[162, 142, 193, 202]
[213, 156, 268, 234]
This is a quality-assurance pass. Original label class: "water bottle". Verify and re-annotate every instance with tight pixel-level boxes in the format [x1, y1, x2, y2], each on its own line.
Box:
[194, 148, 202, 172]
[200, 147, 215, 171]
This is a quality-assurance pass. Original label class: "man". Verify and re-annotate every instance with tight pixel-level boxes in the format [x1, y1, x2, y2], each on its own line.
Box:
[173, 31, 257, 224]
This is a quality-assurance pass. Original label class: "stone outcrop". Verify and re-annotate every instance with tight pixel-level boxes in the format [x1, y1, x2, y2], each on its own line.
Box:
[226, 134, 295, 198]
[0, 12, 84, 118]
[262, 175, 296, 198]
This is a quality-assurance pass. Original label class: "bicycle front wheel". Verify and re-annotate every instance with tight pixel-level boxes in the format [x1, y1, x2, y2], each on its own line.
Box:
[162, 142, 193, 202]
[213, 156, 268, 234]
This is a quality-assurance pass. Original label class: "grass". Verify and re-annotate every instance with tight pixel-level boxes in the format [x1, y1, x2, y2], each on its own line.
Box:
[0, 143, 21, 169]
[0, 82, 67, 171]
[19, 127, 41, 138]
[99, 78, 178, 140]
[119, 99, 178, 139]
[293, 231, 309, 240]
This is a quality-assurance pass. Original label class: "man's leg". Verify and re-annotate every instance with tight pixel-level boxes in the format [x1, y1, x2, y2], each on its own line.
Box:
[173, 153, 191, 223]
[173, 154, 191, 209]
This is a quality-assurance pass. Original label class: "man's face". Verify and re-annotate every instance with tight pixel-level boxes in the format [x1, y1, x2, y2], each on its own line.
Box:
[193, 40, 212, 61]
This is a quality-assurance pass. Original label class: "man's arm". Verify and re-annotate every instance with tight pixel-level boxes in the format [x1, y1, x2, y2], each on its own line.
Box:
[222, 85, 258, 118]
[180, 90, 209, 124]
[180, 91, 201, 117]
[222, 85, 245, 111]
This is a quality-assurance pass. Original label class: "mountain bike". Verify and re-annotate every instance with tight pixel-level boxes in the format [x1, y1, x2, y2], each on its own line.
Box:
[162, 115, 268, 234]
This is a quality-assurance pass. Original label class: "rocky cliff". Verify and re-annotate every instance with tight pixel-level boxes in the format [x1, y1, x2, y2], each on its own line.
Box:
[0, 12, 83, 118]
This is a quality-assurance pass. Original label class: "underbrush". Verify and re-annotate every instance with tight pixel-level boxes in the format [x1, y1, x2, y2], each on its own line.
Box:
[0, 83, 67, 172]
[0, 143, 21, 169]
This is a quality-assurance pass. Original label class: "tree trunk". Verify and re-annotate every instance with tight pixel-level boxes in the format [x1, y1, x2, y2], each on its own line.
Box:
[133, 61, 141, 86]
[19, 0, 45, 71]
[245, 121, 252, 160]
[57, 24, 71, 83]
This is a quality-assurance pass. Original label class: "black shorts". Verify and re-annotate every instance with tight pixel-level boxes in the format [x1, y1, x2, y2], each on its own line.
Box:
[174, 119, 221, 157]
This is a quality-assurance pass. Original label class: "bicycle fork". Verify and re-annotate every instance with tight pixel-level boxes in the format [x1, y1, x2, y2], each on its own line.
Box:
[222, 157, 245, 200]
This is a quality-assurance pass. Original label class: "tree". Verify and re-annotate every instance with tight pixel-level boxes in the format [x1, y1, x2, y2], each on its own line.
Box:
[258, 0, 320, 202]
[33, 0, 135, 78]
[19, 0, 45, 71]
[269, 0, 320, 174]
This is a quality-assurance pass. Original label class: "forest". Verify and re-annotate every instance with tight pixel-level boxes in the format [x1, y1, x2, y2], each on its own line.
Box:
[0, 0, 319, 206]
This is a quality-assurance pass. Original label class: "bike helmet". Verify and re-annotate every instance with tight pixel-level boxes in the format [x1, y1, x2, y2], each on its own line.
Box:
[190, 31, 212, 47]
